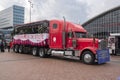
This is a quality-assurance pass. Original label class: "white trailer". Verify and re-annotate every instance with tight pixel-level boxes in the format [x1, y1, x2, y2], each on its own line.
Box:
[108, 33, 120, 55]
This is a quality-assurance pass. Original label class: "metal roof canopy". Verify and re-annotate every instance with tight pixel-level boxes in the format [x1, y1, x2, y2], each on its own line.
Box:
[82, 6, 120, 26]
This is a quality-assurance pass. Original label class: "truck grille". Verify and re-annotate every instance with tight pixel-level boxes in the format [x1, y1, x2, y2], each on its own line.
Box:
[99, 40, 107, 49]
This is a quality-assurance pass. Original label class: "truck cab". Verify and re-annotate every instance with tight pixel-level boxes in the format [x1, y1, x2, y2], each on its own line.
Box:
[49, 20, 110, 64]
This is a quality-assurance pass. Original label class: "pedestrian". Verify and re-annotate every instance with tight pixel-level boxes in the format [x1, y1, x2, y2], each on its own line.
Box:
[1, 39, 5, 52]
[7, 42, 10, 52]
[8, 41, 13, 52]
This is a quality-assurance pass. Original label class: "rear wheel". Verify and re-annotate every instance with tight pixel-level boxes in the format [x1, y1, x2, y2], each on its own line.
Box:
[14, 45, 19, 53]
[46, 54, 51, 57]
[45, 48, 51, 57]
[82, 51, 95, 64]
[39, 48, 46, 58]
[32, 47, 38, 56]
[18, 45, 23, 53]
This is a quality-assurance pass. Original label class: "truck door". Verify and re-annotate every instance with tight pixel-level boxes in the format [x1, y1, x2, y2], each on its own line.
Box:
[49, 20, 63, 49]
[66, 32, 73, 49]
[66, 31, 77, 49]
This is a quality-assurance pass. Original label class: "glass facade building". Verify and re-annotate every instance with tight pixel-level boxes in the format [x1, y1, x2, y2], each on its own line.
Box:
[82, 6, 120, 39]
[13, 5, 24, 26]
[0, 5, 24, 29]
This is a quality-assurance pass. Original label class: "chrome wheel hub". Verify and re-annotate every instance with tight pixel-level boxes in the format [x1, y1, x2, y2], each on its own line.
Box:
[33, 48, 36, 55]
[39, 49, 43, 56]
[84, 54, 92, 63]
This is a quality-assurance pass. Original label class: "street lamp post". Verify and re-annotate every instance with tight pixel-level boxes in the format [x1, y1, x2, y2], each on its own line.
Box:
[28, 0, 33, 22]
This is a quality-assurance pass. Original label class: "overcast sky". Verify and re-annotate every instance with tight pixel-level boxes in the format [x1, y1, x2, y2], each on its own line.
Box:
[0, 0, 120, 24]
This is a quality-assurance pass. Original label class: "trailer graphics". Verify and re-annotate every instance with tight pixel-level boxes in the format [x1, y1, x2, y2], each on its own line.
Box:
[13, 33, 48, 46]
[13, 20, 110, 64]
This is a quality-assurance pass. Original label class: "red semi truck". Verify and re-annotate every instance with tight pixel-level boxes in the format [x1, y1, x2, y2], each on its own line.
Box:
[13, 19, 110, 64]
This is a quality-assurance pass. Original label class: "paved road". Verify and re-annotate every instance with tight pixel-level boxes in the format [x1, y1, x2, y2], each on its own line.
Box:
[0, 51, 120, 80]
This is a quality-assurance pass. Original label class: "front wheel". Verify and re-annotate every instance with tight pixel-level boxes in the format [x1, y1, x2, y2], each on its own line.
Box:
[82, 51, 95, 64]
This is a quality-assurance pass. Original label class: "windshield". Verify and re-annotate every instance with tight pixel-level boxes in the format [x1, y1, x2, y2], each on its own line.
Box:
[75, 32, 87, 38]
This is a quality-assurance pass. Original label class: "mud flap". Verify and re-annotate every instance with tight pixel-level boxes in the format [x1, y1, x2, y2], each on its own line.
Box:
[97, 49, 110, 64]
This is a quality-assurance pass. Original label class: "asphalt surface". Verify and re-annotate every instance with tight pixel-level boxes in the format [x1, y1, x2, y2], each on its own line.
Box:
[0, 50, 120, 80]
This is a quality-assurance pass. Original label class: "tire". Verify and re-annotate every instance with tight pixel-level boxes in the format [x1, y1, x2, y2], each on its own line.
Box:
[45, 49, 51, 57]
[46, 54, 51, 57]
[82, 51, 95, 64]
[14, 45, 19, 53]
[32, 47, 38, 56]
[13, 45, 15, 52]
[39, 48, 46, 58]
[18, 45, 23, 53]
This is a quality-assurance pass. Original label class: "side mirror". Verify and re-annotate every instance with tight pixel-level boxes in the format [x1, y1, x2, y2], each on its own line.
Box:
[72, 39, 77, 48]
